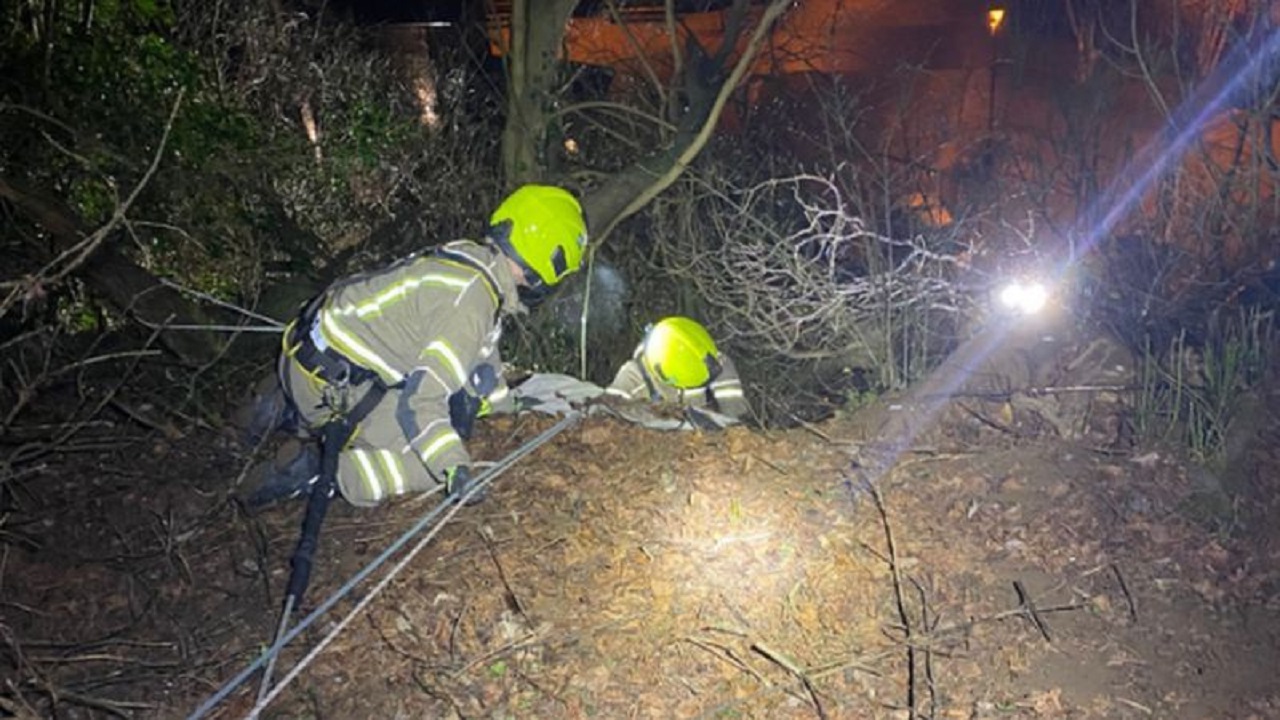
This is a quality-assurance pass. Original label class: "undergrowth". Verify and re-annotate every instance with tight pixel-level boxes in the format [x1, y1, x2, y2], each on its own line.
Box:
[1134, 305, 1273, 464]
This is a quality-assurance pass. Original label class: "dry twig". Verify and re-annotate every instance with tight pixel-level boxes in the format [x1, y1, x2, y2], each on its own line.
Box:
[0, 89, 185, 321]
[1111, 563, 1138, 623]
[1013, 580, 1053, 643]
[858, 474, 923, 716]
[477, 525, 531, 624]
[751, 640, 829, 720]
[685, 635, 772, 688]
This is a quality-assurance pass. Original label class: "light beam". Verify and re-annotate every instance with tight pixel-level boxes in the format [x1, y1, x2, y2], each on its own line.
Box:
[849, 28, 1280, 500]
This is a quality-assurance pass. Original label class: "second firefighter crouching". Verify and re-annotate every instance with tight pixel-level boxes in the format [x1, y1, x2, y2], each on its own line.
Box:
[606, 316, 748, 429]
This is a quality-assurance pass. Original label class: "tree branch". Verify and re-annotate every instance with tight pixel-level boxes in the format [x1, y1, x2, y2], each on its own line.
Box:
[583, 0, 792, 245]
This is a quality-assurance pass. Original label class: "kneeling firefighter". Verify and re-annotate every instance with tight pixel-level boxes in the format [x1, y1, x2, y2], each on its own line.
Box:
[245, 185, 588, 508]
[607, 316, 750, 427]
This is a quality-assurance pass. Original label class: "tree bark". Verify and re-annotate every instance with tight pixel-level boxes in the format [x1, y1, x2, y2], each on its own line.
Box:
[499, 0, 578, 186]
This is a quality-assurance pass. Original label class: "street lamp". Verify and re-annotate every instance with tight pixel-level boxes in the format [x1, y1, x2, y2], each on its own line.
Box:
[986, 3, 1006, 132]
[987, 6, 1006, 36]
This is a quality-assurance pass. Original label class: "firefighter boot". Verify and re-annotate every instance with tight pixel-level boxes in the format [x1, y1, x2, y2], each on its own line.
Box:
[242, 438, 321, 509]
[233, 373, 300, 447]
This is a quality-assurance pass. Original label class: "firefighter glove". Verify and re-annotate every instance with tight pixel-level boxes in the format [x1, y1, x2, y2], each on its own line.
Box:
[448, 389, 483, 440]
[445, 465, 487, 506]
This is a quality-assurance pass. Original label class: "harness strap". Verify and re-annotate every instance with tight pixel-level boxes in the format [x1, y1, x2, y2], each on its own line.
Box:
[344, 380, 388, 428]
[287, 295, 379, 387]
[638, 361, 662, 403]
[288, 243, 500, 409]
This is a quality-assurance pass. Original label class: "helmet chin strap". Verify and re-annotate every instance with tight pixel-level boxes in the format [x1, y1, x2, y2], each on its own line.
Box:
[498, 254, 556, 310]
[517, 282, 554, 310]
[704, 353, 724, 383]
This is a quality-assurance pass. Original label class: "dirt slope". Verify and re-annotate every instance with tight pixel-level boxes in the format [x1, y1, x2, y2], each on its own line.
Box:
[4, 392, 1280, 719]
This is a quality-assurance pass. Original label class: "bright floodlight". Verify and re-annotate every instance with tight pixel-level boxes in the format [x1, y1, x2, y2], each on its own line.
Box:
[998, 281, 1048, 315]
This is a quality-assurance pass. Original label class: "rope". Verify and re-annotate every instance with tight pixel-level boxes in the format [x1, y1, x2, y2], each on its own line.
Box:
[135, 322, 285, 333]
[158, 277, 288, 328]
[186, 492, 448, 720]
[186, 411, 581, 719]
[249, 481, 473, 718]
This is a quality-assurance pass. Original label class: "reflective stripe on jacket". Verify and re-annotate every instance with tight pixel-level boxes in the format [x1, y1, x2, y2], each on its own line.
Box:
[315, 240, 520, 480]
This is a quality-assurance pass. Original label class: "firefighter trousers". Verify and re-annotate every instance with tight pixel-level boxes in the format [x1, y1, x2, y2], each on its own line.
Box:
[279, 354, 440, 507]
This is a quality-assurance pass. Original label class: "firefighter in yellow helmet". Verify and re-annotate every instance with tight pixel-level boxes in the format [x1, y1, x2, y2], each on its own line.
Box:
[244, 185, 587, 508]
[607, 316, 749, 426]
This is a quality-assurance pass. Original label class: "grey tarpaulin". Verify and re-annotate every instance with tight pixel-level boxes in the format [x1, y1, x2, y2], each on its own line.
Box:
[492, 373, 739, 431]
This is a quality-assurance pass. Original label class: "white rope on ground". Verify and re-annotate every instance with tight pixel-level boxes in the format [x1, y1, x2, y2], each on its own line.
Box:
[186, 490, 448, 720]
[185, 411, 581, 720]
[247, 412, 579, 718]
[248, 485, 473, 718]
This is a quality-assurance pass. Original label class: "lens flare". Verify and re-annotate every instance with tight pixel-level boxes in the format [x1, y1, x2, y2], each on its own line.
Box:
[999, 281, 1048, 315]
[840, 30, 1280, 512]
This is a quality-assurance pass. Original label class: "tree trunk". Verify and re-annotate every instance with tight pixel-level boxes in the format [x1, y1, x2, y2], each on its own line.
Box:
[0, 177, 223, 364]
[499, 0, 578, 186]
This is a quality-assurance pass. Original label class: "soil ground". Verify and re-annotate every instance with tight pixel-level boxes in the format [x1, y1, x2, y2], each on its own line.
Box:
[4, 371, 1280, 719]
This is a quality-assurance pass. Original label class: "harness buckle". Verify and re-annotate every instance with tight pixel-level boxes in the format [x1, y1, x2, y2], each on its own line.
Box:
[322, 362, 356, 412]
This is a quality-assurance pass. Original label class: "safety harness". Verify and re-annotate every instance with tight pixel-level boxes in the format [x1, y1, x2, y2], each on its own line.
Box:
[277, 242, 508, 520]
[285, 244, 505, 408]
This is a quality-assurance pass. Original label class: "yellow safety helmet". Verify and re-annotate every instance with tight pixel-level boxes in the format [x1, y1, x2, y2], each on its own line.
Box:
[489, 185, 588, 291]
[640, 316, 724, 390]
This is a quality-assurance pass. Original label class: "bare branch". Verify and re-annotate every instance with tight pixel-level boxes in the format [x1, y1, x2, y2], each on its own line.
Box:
[0, 89, 185, 321]
[653, 172, 972, 388]
[593, 0, 792, 244]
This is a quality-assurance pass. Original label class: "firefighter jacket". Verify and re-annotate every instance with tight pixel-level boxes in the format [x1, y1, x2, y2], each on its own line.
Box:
[308, 240, 520, 482]
[606, 349, 749, 421]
